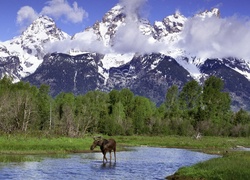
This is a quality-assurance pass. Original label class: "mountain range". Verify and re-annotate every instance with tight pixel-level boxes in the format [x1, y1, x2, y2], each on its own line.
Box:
[0, 4, 250, 111]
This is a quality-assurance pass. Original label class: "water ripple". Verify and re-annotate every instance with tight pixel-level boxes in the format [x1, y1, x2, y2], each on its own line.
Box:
[0, 147, 219, 180]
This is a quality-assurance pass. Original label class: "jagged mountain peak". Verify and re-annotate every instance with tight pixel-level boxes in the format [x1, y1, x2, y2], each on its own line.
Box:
[195, 8, 220, 19]
[7, 15, 70, 49]
[29, 15, 54, 26]
[22, 15, 70, 42]
[72, 4, 125, 47]
[153, 11, 187, 41]
[102, 4, 125, 23]
[162, 11, 187, 33]
[1, 15, 70, 80]
[23, 15, 55, 36]
[71, 3, 153, 52]
[102, 3, 149, 24]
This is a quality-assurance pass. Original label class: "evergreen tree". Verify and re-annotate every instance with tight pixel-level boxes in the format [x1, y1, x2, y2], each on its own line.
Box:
[202, 76, 231, 122]
[119, 88, 134, 119]
[109, 89, 120, 106]
[132, 96, 153, 134]
[36, 84, 52, 130]
[111, 101, 126, 135]
[234, 108, 250, 125]
[179, 80, 202, 129]
[179, 80, 202, 113]
[165, 85, 180, 118]
[82, 91, 109, 134]
[197, 76, 231, 135]
[54, 92, 76, 136]
[0, 76, 249, 137]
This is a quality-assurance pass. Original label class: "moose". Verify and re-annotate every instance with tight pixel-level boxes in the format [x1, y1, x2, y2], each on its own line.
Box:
[90, 136, 116, 163]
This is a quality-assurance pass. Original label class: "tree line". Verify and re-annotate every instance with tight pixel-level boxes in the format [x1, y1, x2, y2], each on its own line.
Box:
[0, 76, 249, 137]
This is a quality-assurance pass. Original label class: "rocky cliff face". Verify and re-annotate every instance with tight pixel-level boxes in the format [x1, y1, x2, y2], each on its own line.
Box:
[23, 52, 250, 110]
[23, 52, 104, 96]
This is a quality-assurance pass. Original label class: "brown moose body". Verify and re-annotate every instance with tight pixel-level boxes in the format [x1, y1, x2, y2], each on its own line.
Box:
[90, 137, 116, 163]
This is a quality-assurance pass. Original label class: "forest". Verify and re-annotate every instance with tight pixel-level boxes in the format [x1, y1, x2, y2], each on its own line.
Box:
[0, 75, 249, 137]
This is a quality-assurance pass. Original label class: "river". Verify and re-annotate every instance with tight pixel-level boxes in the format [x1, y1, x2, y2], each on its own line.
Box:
[0, 147, 219, 180]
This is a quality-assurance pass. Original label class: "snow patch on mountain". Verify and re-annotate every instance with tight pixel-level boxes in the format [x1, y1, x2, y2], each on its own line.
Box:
[224, 59, 250, 80]
[0, 44, 10, 57]
[175, 56, 203, 80]
[0, 16, 70, 80]
[233, 67, 250, 80]
[101, 53, 134, 69]
[99, 53, 135, 84]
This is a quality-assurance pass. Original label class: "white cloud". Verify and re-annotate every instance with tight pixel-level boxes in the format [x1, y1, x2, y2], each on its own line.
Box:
[112, 20, 161, 53]
[16, 6, 38, 27]
[179, 15, 250, 60]
[45, 30, 110, 54]
[111, 0, 163, 53]
[46, 0, 159, 54]
[41, 0, 88, 23]
[16, 0, 88, 29]
[120, 0, 148, 20]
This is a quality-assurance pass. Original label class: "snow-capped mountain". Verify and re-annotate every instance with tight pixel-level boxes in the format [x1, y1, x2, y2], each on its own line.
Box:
[0, 16, 70, 80]
[153, 11, 187, 41]
[71, 4, 154, 52]
[1, 4, 250, 110]
[195, 8, 220, 18]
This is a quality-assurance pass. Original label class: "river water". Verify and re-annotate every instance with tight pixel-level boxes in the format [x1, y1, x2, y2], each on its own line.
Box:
[0, 147, 219, 180]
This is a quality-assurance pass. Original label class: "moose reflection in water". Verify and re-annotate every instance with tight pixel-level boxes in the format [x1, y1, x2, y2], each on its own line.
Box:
[90, 136, 116, 163]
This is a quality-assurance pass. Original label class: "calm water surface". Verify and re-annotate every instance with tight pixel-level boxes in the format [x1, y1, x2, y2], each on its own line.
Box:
[0, 147, 219, 180]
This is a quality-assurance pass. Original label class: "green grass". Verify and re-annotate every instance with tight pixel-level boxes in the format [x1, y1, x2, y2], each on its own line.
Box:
[170, 151, 250, 180]
[0, 135, 93, 155]
[0, 134, 250, 179]
[114, 135, 250, 154]
[0, 155, 42, 163]
[1, 135, 249, 155]
[0, 132, 249, 177]
[0, 135, 94, 162]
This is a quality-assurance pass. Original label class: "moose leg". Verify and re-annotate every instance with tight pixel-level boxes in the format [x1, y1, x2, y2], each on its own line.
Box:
[114, 150, 116, 162]
[109, 151, 112, 162]
[103, 152, 107, 163]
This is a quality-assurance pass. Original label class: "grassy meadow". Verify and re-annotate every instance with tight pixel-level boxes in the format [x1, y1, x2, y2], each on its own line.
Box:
[0, 135, 93, 155]
[0, 135, 249, 155]
[0, 134, 249, 179]
[168, 151, 250, 180]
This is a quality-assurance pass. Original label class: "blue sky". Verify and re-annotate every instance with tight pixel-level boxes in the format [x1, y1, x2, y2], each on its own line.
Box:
[0, 0, 249, 41]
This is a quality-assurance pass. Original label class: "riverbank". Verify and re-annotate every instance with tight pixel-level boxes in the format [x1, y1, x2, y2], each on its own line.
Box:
[114, 135, 250, 154]
[117, 135, 250, 179]
[0, 135, 249, 179]
[167, 150, 250, 180]
[1, 135, 249, 156]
